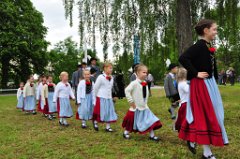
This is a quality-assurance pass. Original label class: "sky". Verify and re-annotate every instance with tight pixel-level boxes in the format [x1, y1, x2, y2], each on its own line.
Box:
[31, 0, 110, 61]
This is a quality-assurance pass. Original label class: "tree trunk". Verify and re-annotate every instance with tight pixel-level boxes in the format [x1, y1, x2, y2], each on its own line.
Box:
[1, 55, 10, 88]
[176, 0, 193, 55]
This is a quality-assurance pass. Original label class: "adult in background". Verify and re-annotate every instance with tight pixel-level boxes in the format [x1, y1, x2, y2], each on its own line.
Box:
[229, 68, 235, 86]
[89, 57, 101, 77]
[72, 64, 83, 104]
[115, 70, 125, 99]
[146, 72, 154, 96]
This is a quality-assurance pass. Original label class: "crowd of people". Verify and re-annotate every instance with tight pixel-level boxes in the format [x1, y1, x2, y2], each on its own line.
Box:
[16, 19, 228, 159]
[218, 67, 236, 86]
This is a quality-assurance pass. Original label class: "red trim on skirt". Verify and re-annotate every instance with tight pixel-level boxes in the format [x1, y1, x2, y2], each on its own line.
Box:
[42, 98, 50, 114]
[175, 102, 187, 132]
[92, 97, 116, 123]
[178, 78, 224, 146]
[122, 110, 136, 132]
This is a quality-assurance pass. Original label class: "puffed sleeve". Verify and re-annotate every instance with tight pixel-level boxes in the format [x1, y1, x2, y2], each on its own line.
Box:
[125, 81, 135, 103]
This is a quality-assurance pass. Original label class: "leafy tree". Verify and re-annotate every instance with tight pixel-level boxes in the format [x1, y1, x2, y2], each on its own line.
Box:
[0, 0, 48, 88]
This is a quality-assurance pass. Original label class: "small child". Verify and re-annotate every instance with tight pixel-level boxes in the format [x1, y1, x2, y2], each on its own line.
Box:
[92, 62, 118, 132]
[16, 82, 24, 110]
[53, 72, 75, 126]
[76, 70, 95, 128]
[36, 76, 43, 112]
[47, 75, 57, 120]
[123, 64, 162, 141]
[175, 67, 188, 132]
[23, 75, 37, 114]
[41, 75, 50, 118]
[164, 63, 180, 120]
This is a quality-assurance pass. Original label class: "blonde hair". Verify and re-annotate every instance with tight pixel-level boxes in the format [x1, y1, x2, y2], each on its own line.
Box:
[82, 70, 90, 78]
[59, 71, 68, 80]
[135, 64, 148, 74]
[103, 62, 113, 71]
[176, 67, 187, 82]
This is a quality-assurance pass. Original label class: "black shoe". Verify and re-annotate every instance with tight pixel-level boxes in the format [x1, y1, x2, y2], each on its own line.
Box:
[123, 133, 130, 139]
[48, 116, 53, 120]
[105, 128, 114, 132]
[149, 136, 160, 142]
[32, 111, 37, 115]
[202, 154, 215, 159]
[187, 141, 196, 154]
[93, 124, 99, 131]
[171, 116, 176, 120]
[81, 125, 87, 129]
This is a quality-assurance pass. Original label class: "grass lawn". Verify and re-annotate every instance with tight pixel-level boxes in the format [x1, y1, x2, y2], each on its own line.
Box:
[0, 85, 239, 159]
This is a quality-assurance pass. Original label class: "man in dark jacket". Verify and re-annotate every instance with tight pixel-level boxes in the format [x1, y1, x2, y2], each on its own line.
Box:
[164, 63, 180, 120]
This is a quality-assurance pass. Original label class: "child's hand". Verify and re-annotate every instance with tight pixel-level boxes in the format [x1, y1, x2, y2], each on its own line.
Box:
[197, 72, 209, 79]
[130, 103, 136, 109]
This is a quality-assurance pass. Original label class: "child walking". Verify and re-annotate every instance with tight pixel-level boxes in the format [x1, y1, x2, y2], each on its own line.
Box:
[92, 62, 118, 132]
[23, 75, 37, 114]
[47, 75, 57, 120]
[41, 75, 50, 118]
[53, 72, 75, 126]
[178, 19, 228, 159]
[123, 64, 162, 141]
[76, 70, 95, 128]
[16, 82, 24, 110]
[164, 63, 180, 120]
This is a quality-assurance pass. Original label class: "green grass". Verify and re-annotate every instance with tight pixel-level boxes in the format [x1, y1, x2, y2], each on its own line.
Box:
[0, 85, 240, 159]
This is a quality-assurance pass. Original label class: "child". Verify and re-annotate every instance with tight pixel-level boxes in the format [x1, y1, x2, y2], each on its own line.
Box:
[123, 64, 162, 141]
[37, 76, 43, 113]
[164, 63, 180, 120]
[53, 72, 75, 126]
[175, 67, 189, 132]
[92, 62, 118, 132]
[76, 70, 95, 128]
[16, 82, 24, 110]
[47, 75, 57, 120]
[178, 19, 228, 159]
[41, 75, 50, 118]
[23, 75, 37, 114]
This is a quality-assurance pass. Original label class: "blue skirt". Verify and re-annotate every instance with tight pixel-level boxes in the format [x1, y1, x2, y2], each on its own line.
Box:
[77, 94, 94, 120]
[24, 96, 36, 111]
[133, 108, 161, 133]
[48, 92, 57, 113]
[57, 97, 73, 118]
[17, 94, 24, 109]
[204, 77, 229, 144]
[93, 97, 118, 123]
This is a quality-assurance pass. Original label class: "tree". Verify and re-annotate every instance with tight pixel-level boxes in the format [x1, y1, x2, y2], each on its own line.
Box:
[48, 37, 81, 83]
[0, 0, 48, 88]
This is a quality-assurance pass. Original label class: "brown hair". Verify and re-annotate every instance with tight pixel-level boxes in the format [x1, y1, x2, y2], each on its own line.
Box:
[135, 64, 148, 74]
[103, 62, 113, 71]
[176, 67, 187, 82]
[195, 19, 216, 36]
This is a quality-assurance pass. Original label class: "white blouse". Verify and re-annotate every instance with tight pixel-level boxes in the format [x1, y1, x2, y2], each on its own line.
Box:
[125, 79, 149, 111]
[23, 82, 36, 98]
[93, 73, 113, 99]
[53, 82, 75, 102]
[77, 79, 95, 104]
[17, 88, 23, 100]
[41, 83, 48, 105]
[178, 81, 189, 105]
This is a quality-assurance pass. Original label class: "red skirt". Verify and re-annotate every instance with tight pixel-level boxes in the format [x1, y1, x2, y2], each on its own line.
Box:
[37, 96, 42, 112]
[42, 98, 49, 114]
[175, 102, 187, 132]
[178, 78, 224, 146]
[122, 110, 135, 132]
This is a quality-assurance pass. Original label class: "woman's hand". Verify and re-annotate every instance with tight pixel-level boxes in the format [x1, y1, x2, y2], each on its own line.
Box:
[197, 72, 209, 79]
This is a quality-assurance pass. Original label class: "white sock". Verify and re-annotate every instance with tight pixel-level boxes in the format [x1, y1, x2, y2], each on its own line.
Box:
[63, 118, 67, 124]
[124, 130, 129, 135]
[82, 120, 86, 125]
[203, 145, 214, 157]
[150, 130, 155, 138]
[190, 142, 195, 148]
[60, 118, 63, 122]
[106, 123, 110, 129]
